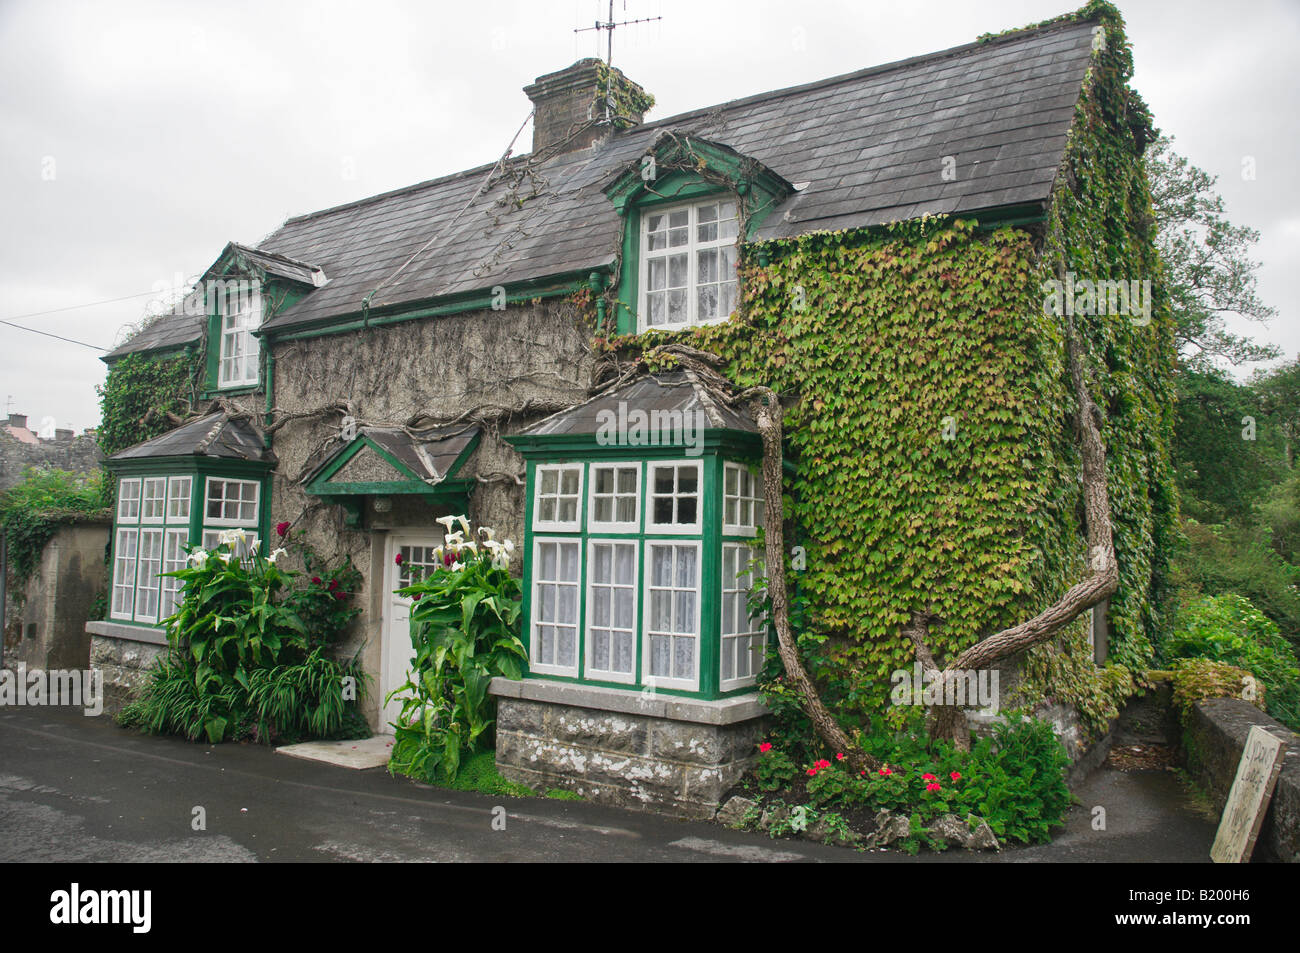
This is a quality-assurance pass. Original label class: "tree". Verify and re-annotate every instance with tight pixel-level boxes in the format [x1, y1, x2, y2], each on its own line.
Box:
[1146, 135, 1278, 369]
[1174, 368, 1286, 521]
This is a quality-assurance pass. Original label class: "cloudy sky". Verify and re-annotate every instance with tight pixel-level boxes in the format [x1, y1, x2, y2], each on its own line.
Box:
[1, 0, 1296, 432]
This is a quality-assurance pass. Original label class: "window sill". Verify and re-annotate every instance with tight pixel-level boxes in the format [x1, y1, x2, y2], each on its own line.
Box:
[201, 384, 260, 399]
[489, 676, 766, 725]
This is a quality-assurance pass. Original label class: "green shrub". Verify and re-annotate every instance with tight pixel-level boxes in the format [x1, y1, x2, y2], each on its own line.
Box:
[119, 531, 368, 743]
[751, 711, 1072, 849]
[1162, 593, 1300, 729]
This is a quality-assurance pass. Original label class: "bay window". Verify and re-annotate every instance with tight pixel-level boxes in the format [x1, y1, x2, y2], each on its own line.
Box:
[520, 454, 767, 698]
[108, 470, 266, 627]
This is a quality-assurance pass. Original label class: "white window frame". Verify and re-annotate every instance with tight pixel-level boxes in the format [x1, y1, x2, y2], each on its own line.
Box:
[117, 478, 141, 521]
[532, 464, 584, 533]
[133, 528, 164, 624]
[110, 527, 139, 620]
[167, 476, 192, 522]
[140, 477, 167, 524]
[638, 196, 739, 332]
[646, 461, 702, 535]
[584, 539, 639, 684]
[203, 477, 261, 527]
[722, 461, 765, 537]
[161, 528, 189, 620]
[530, 536, 583, 678]
[217, 282, 262, 388]
[642, 539, 702, 692]
[587, 462, 641, 533]
[720, 542, 766, 692]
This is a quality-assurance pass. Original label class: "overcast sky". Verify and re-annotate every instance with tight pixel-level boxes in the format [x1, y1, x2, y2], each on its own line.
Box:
[2, 0, 1296, 433]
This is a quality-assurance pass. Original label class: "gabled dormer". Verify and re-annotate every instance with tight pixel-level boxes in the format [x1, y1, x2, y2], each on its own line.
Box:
[198, 242, 326, 397]
[604, 133, 795, 334]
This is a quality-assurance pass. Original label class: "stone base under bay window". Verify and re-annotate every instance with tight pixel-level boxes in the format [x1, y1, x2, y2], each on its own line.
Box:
[490, 677, 768, 819]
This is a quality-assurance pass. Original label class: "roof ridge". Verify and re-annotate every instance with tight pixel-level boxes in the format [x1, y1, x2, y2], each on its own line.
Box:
[277, 154, 530, 228]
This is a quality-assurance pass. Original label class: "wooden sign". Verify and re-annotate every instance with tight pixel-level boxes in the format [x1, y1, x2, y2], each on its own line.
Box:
[1210, 725, 1288, 863]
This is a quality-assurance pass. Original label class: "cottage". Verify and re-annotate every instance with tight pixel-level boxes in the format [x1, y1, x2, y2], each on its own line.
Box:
[90, 2, 1175, 817]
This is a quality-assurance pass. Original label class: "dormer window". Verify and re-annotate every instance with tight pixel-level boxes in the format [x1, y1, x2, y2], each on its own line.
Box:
[640, 197, 739, 331]
[217, 281, 262, 388]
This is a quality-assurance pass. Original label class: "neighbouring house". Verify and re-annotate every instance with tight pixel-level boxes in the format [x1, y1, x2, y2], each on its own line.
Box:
[89, 1, 1176, 817]
[0, 412, 101, 491]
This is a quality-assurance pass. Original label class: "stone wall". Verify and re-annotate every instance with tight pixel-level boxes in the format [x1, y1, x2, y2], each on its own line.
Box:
[491, 678, 768, 819]
[212, 296, 597, 728]
[0, 430, 101, 491]
[86, 623, 167, 716]
[1185, 698, 1300, 863]
[3, 521, 109, 672]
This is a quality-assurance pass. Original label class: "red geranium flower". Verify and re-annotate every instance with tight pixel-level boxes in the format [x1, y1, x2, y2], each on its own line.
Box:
[311, 576, 321, 585]
[275, 521, 290, 538]
[394, 553, 404, 566]
[758, 742, 772, 753]
[922, 773, 937, 781]
[879, 766, 892, 776]
[950, 771, 962, 782]
[807, 767, 818, 777]
[836, 752, 846, 761]
[815, 759, 831, 770]
[926, 782, 942, 793]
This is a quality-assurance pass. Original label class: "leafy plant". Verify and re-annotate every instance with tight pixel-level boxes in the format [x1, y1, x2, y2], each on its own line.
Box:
[1162, 592, 1300, 728]
[96, 350, 200, 457]
[119, 529, 367, 744]
[387, 517, 526, 783]
[753, 742, 798, 793]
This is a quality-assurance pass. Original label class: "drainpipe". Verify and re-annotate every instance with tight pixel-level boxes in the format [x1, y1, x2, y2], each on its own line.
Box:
[263, 352, 276, 450]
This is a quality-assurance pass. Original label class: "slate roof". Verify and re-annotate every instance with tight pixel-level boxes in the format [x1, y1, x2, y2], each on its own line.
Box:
[519, 370, 757, 438]
[116, 13, 1098, 349]
[109, 412, 276, 464]
[106, 309, 205, 360]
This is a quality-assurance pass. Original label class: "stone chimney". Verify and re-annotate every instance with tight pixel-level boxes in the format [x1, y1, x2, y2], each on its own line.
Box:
[55, 428, 74, 442]
[8, 413, 26, 430]
[524, 58, 652, 156]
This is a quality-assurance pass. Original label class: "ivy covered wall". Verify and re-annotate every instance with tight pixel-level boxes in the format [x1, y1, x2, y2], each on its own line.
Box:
[601, 1, 1174, 724]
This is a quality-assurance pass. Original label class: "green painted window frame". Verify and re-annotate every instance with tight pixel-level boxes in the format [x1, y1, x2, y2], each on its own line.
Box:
[517, 448, 767, 701]
[604, 137, 794, 336]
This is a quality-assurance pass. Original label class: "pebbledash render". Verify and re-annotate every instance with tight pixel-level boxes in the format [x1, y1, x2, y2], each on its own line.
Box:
[92, 10, 1160, 816]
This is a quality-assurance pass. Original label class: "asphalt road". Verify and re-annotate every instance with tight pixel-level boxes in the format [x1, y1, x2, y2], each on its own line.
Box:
[0, 705, 1217, 863]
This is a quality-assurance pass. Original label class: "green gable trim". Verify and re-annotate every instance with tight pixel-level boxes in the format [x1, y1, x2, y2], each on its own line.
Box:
[604, 136, 795, 336]
[603, 135, 794, 217]
[302, 429, 480, 518]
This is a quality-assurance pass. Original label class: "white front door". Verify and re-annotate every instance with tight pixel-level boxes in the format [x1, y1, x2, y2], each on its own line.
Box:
[381, 532, 445, 732]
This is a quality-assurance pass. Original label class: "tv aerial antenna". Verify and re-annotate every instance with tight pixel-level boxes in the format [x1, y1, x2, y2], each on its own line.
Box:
[575, 1, 662, 121]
